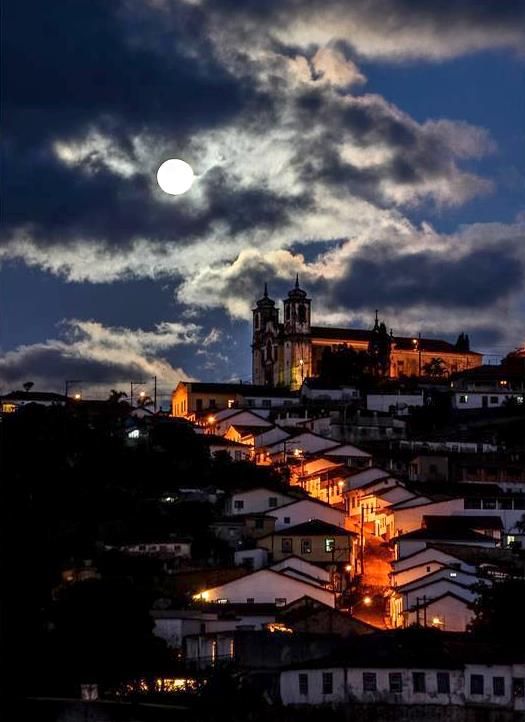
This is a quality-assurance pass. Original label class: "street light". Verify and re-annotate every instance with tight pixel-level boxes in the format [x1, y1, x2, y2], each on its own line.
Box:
[130, 380, 146, 407]
[65, 379, 83, 400]
[412, 333, 422, 376]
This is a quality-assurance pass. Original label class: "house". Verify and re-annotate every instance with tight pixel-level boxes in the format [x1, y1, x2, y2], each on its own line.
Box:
[392, 527, 498, 561]
[213, 409, 273, 436]
[171, 381, 298, 419]
[300, 378, 360, 402]
[265, 431, 343, 462]
[153, 606, 276, 650]
[192, 568, 335, 607]
[256, 519, 357, 574]
[452, 391, 524, 410]
[262, 497, 347, 531]
[201, 434, 252, 462]
[110, 538, 192, 559]
[388, 567, 485, 630]
[210, 513, 277, 547]
[366, 393, 424, 415]
[422, 515, 504, 542]
[408, 455, 449, 482]
[225, 487, 297, 515]
[278, 596, 375, 637]
[269, 556, 332, 586]
[279, 629, 525, 710]
[184, 628, 341, 670]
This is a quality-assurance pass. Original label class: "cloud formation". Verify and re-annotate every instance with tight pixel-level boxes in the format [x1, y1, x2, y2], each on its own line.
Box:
[1, 0, 524, 384]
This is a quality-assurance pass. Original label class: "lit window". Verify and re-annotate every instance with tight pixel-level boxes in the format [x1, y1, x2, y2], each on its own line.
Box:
[325, 538, 335, 553]
[275, 597, 287, 607]
[227, 399, 235, 408]
[459, 395, 468, 404]
[301, 539, 312, 554]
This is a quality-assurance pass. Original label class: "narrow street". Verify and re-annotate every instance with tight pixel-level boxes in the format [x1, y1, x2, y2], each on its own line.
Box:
[352, 532, 393, 629]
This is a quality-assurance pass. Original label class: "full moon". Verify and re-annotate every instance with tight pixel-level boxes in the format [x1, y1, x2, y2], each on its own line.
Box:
[157, 159, 194, 195]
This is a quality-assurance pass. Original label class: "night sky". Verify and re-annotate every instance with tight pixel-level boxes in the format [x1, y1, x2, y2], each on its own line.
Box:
[2, 0, 524, 406]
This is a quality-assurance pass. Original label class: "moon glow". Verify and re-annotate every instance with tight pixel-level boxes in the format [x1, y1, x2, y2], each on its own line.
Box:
[157, 159, 194, 195]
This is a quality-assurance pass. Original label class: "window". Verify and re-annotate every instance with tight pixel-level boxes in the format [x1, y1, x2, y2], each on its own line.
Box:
[490, 396, 499, 404]
[262, 399, 271, 408]
[227, 399, 235, 408]
[389, 673, 402, 693]
[322, 673, 333, 695]
[234, 500, 244, 510]
[209, 399, 216, 409]
[493, 677, 505, 696]
[298, 673, 308, 696]
[301, 539, 312, 554]
[437, 672, 450, 694]
[234, 451, 242, 462]
[268, 496, 278, 508]
[363, 673, 377, 692]
[498, 499, 512, 510]
[413, 672, 426, 693]
[246, 598, 255, 604]
[426, 566, 432, 573]
[513, 678, 525, 697]
[482, 499, 497, 510]
[470, 675, 484, 695]
[459, 395, 468, 404]
[281, 538, 293, 553]
[196, 399, 203, 412]
[325, 538, 335, 553]
[255, 518, 264, 529]
[298, 304, 307, 323]
[284, 516, 291, 524]
[275, 597, 287, 607]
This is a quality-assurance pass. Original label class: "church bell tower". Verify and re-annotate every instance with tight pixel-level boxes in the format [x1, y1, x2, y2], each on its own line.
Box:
[252, 284, 280, 386]
[283, 275, 312, 389]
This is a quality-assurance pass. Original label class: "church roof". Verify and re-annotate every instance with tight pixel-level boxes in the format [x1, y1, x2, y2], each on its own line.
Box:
[310, 326, 481, 355]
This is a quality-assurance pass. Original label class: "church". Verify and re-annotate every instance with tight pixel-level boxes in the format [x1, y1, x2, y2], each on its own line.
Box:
[252, 278, 482, 390]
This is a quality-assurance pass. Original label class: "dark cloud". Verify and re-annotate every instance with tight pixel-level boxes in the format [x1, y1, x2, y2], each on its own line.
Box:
[329, 247, 524, 310]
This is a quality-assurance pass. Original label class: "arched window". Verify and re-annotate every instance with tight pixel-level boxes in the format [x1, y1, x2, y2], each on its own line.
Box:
[255, 313, 260, 330]
[298, 304, 306, 323]
[285, 304, 290, 321]
[266, 340, 273, 361]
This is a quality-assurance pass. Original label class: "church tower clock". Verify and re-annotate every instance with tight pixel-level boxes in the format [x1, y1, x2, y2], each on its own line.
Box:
[283, 275, 312, 389]
[252, 284, 280, 386]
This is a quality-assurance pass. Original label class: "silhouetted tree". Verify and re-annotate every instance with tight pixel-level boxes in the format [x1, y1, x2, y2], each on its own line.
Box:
[23, 381, 34, 392]
[422, 357, 447, 378]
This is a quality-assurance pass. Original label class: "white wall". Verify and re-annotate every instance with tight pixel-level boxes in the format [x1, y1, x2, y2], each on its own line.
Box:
[234, 548, 269, 570]
[265, 498, 346, 530]
[280, 667, 464, 706]
[196, 569, 334, 607]
[453, 392, 524, 410]
[404, 595, 475, 632]
[226, 488, 294, 515]
[391, 561, 448, 588]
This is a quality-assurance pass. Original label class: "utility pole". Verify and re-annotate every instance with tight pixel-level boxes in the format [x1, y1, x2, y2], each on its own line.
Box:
[153, 375, 157, 412]
[360, 504, 366, 576]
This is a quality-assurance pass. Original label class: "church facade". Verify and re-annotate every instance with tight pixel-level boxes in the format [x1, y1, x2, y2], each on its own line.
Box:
[252, 279, 483, 390]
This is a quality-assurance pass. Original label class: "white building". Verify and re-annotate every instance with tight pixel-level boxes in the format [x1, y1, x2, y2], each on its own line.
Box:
[192, 568, 335, 607]
[263, 497, 347, 531]
[452, 391, 524, 410]
[225, 487, 296, 515]
[366, 393, 424, 415]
